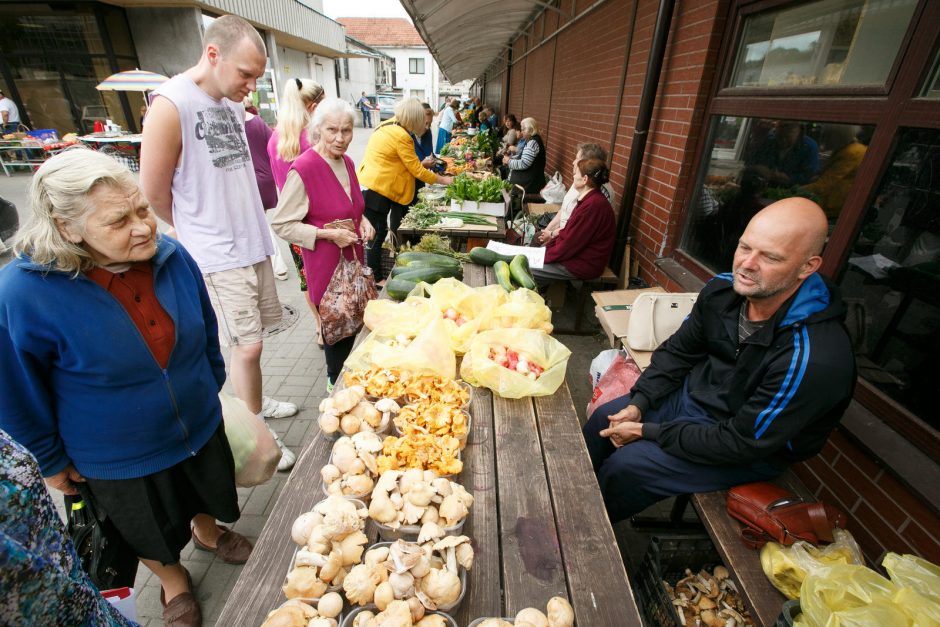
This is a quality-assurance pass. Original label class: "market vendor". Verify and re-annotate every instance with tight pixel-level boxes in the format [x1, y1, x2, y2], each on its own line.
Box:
[358, 98, 453, 281]
[502, 117, 546, 195]
[537, 142, 615, 244]
[531, 158, 615, 285]
[583, 198, 856, 523]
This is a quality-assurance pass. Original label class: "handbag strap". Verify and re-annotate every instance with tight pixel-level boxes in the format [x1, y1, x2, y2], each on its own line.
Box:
[646, 296, 661, 347]
[806, 502, 836, 543]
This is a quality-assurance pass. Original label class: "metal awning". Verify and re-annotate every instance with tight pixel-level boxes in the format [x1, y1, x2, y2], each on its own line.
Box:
[400, 0, 559, 82]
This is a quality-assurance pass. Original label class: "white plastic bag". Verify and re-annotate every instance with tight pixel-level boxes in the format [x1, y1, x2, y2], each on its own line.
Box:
[219, 391, 281, 487]
[539, 171, 566, 204]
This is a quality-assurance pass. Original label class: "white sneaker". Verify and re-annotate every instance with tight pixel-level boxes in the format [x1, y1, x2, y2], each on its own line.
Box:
[267, 426, 296, 471]
[262, 396, 298, 419]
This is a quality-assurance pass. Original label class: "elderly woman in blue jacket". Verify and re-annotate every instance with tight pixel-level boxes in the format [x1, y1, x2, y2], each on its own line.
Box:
[0, 149, 250, 627]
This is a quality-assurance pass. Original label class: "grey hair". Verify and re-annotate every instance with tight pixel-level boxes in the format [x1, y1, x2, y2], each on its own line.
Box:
[307, 97, 355, 144]
[521, 117, 539, 135]
[14, 148, 138, 275]
[577, 142, 608, 162]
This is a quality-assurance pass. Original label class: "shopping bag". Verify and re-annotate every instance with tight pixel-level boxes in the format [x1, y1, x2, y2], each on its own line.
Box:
[319, 247, 378, 345]
[540, 171, 566, 204]
[796, 564, 907, 627]
[363, 296, 437, 336]
[101, 587, 137, 623]
[760, 528, 865, 599]
[481, 287, 553, 333]
[461, 328, 571, 398]
[346, 316, 456, 379]
[625, 292, 698, 351]
[586, 349, 642, 417]
[220, 391, 281, 487]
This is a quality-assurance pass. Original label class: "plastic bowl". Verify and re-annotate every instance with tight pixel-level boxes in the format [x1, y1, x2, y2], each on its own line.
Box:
[341, 605, 458, 626]
[372, 512, 467, 543]
[466, 619, 515, 627]
[366, 541, 468, 612]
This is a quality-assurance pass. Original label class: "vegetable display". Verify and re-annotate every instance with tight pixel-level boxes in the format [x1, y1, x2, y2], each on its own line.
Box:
[468, 249, 538, 292]
[400, 201, 495, 231]
[444, 173, 509, 203]
[488, 346, 545, 379]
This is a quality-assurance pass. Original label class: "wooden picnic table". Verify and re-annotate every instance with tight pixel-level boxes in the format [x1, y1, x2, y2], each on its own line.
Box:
[217, 263, 641, 626]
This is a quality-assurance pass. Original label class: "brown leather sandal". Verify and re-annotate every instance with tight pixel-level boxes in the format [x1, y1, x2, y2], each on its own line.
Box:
[160, 568, 201, 627]
[191, 524, 253, 565]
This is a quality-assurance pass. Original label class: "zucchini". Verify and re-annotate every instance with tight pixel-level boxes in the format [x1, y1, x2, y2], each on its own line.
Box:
[390, 265, 463, 284]
[386, 278, 418, 301]
[394, 251, 461, 269]
[509, 255, 537, 290]
[389, 259, 461, 277]
[469, 247, 515, 267]
[493, 260, 515, 292]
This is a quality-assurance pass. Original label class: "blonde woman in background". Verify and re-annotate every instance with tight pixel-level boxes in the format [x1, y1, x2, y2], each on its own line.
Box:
[266, 78, 324, 306]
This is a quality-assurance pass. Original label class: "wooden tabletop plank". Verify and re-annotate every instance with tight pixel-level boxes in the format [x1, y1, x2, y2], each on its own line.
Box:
[534, 388, 643, 626]
[453, 383, 502, 625]
[216, 433, 333, 626]
[492, 395, 568, 614]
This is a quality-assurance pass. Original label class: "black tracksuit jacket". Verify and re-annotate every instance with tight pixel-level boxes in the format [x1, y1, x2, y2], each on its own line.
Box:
[633, 272, 856, 467]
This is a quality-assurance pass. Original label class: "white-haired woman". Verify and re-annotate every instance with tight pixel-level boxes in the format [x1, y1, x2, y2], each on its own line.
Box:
[357, 98, 453, 280]
[271, 98, 376, 391]
[267, 78, 325, 292]
[502, 116, 546, 194]
[0, 149, 252, 626]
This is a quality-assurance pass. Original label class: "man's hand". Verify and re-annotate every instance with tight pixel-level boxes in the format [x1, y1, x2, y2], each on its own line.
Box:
[44, 465, 84, 496]
[600, 421, 643, 448]
[608, 404, 642, 425]
[139, 95, 182, 227]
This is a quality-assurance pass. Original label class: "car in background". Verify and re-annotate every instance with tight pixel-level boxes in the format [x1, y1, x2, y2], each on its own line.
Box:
[365, 94, 399, 121]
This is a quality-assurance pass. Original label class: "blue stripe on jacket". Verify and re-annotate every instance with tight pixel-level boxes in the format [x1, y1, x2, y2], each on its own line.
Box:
[754, 325, 811, 439]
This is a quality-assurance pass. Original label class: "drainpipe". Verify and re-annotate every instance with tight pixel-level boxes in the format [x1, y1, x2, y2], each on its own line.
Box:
[606, 0, 641, 170]
[611, 0, 677, 274]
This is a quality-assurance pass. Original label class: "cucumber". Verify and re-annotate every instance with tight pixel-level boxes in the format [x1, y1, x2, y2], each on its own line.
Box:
[395, 251, 460, 269]
[509, 255, 537, 290]
[390, 265, 463, 284]
[386, 278, 418, 301]
[469, 247, 515, 267]
[493, 260, 515, 292]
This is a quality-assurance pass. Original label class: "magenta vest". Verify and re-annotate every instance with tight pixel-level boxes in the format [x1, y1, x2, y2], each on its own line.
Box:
[289, 150, 366, 305]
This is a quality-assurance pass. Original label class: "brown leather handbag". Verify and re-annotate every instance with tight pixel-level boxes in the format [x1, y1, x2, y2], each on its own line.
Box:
[726, 482, 847, 549]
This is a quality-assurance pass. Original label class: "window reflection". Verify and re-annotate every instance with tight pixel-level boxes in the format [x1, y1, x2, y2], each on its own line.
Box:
[730, 0, 917, 88]
[838, 128, 939, 428]
[682, 116, 873, 271]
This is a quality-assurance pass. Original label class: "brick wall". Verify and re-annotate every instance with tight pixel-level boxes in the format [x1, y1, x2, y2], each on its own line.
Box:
[494, 0, 939, 568]
[794, 426, 940, 566]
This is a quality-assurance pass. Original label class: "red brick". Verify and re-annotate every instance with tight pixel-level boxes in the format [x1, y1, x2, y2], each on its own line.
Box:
[843, 506, 887, 564]
[854, 502, 914, 554]
[809, 459, 860, 512]
[876, 471, 940, 529]
[901, 520, 940, 564]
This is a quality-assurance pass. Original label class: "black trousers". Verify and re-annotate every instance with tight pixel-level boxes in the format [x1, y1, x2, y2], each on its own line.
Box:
[363, 189, 408, 281]
[324, 335, 356, 384]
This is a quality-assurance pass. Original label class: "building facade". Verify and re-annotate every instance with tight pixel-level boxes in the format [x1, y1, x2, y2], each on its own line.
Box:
[0, 0, 346, 133]
[337, 36, 394, 104]
[338, 18, 440, 104]
[416, 0, 939, 566]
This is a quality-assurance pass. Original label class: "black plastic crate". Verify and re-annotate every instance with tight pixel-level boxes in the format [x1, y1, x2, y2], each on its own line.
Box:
[633, 533, 723, 627]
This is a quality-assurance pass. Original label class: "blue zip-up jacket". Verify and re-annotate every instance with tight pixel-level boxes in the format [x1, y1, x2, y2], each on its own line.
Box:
[633, 273, 856, 466]
[0, 237, 226, 480]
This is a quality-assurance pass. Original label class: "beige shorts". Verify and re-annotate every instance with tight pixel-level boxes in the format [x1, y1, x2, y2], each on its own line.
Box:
[203, 259, 282, 346]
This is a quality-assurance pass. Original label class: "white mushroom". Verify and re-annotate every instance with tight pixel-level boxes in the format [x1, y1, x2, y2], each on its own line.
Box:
[291, 511, 322, 546]
[317, 592, 343, 619]
[438, 493, 469, 527]
[318, 413, 340, 435]
[419, 568, 461, 608]
[388, 571, 415, 599]
[294, 547, 328, 568]
[374, 580, 394, 611]
[515, 607, 549, 627]
[547, 596, 574, 627]
[342, 563, 382, 606]
[417, 522, 445, 544]
[331, 385, 365, 414]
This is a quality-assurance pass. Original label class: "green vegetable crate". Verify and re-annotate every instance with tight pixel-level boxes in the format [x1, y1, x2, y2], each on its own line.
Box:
[449, 199, 506, 218]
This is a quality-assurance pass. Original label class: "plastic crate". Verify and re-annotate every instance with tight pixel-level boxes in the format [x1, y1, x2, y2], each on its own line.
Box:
[633, 534, 723, 627]
[25, 128, 58, 142]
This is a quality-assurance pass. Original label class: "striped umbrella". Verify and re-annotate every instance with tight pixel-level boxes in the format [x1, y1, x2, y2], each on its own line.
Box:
[96, 70, 169, 92]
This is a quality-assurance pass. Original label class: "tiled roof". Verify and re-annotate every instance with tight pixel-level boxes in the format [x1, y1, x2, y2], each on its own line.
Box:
[337, 17, 425, 47]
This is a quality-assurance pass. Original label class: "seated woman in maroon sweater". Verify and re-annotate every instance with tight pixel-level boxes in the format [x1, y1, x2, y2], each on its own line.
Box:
[533, 158, 616, 285]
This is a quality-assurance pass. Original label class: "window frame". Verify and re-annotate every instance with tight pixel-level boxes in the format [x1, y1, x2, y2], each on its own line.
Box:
[409, 57, 425, 74]
[673, 0, 940, 458]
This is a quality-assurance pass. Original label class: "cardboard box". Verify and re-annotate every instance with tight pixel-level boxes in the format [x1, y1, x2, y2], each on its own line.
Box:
[592, 287, 665, 348]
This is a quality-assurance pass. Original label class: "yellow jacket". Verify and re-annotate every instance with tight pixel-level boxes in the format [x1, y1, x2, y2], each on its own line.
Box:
[357, 118, 437, 205]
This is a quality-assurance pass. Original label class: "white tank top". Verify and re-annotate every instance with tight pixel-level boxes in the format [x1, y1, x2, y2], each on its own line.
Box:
[152, 74, 273, 273]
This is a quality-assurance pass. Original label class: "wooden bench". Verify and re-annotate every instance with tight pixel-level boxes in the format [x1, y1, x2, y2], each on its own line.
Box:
[217, 263, 644, 626]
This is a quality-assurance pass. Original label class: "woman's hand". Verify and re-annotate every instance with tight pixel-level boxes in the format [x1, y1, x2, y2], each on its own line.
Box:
[536, 229, 555, 244]
[421, 156, 436, 169]
[44, 464, 84, 496]
[325, 228, 358, 248]
[599, 421, 643, 448]
[502, 155, 511, 165]
[435, 174, 454, 186]
[359, 217, 375, 243]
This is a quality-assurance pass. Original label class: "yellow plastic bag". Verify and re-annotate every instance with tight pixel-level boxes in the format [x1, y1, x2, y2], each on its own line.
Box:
[761, 528, 865, 599]
[363, 296, 437, 336]
[481, 287, 554, 333]
[415, 279, 510, 354]
[883, 553, 940, 625]
[346, 316, 456, 379]
[460, 328, 571, 398]
[796, 564, 908, 627]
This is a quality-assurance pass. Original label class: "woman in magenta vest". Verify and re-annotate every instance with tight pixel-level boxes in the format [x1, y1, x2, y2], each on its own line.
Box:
[271, 98, 375, 391]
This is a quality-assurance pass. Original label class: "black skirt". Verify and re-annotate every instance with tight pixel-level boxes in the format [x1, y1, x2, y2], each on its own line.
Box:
[84, 424, 241, 565]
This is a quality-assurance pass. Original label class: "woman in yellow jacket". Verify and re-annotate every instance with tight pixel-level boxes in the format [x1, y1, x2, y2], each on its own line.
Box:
[358, 98, 452, 279]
